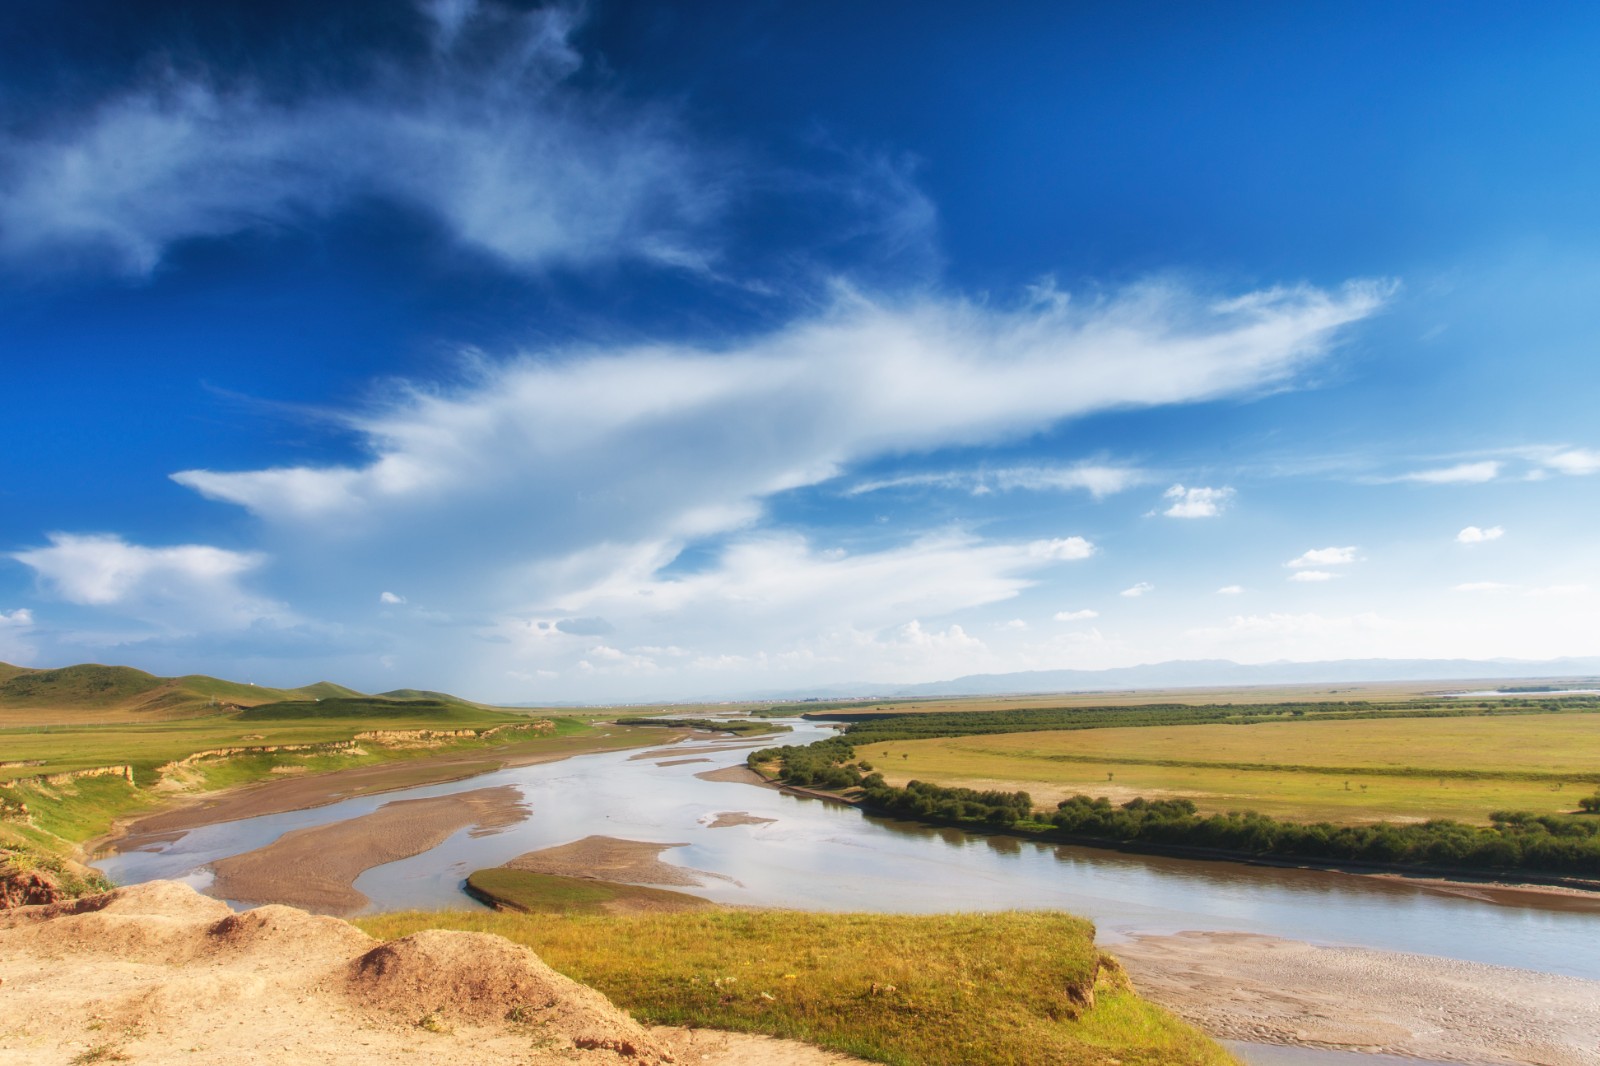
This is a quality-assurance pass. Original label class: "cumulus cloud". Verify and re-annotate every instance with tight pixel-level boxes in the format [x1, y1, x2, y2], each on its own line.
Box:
[1162, 483, 1234, 518]
[1287, 546, 1358, 568]
[1027, 537, 1096, 561]
[999, 618, 1028, 630]
[379, 591, 406, 604]
[0, 1, 718, 274]
[11, 533, 283, 629]
[1456, 525, 1504, 544]
[1391, 461, 1502, 484]
[1289, 570, 1337, 582]
[1121, 582, 1154, 597]
[1054, 608, 1099, 621]
[1216, 585, 1243, 595]
[0, 608, 32, 627]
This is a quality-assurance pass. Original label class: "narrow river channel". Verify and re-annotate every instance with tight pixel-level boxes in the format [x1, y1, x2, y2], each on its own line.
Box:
[96, 718, 1600, 983]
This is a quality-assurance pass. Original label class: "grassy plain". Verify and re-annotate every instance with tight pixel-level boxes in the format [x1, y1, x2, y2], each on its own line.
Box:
[358, 909, 1232, 1066]
[855, 711, 1600, 824]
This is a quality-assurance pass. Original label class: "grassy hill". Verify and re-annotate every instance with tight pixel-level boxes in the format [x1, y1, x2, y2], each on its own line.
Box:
[0, 661, 493, 724]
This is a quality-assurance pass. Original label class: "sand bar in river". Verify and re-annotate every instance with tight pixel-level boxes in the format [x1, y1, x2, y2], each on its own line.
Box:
[208, 785, 529, 915]
[502, 835, 730, 887]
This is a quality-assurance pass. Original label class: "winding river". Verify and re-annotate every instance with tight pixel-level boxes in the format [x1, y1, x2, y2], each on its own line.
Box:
[97, 718, 1600, 983]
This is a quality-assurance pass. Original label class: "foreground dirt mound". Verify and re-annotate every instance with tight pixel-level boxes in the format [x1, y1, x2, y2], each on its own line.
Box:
[0, 880, 864, 1066]
[347, 930, 669, 1060]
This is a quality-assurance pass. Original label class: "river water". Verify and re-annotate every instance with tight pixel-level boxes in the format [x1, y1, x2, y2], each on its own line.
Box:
[96, 718, 1600, 982]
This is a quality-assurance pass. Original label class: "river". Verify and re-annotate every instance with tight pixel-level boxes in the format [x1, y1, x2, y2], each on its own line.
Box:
[96, 718, 1600, 984]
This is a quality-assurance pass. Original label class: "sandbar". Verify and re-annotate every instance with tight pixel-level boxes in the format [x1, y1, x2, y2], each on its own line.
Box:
[208, 786, 528, 915]
[695, 764, 771, 786]
[501, 835, 728, 887]
[705, 811, 776, 829]
[1114, 929, 1600, 1065]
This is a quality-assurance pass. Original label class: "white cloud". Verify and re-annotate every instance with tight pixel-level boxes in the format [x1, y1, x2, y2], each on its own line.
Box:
[1392, 461, 1502, 484]
[1121, 582, 1154, 598]
[1287, 546, 1359, 568]
[379, 591, 407, 605]
[0, 608, 33, 627]
[1027, 537, 1096, 561]
[848, 462, 1147, 499]
[14, 531, 268, 614]
[0, 2, 718, 275]
[1289, 570, 1337, 582]
[173, 280, 1380, 612]
[1216, 585, 1243, 595]
[1454, 582, 1513, 592]
[1054, 608, 1099, 621]
[1527, 583, 1589, 598]
[1162, 484, 1235, 518]
[999, 618, 1028, 630]
[1541, 449, 1600, 476]
[1455, 525, 1504, 544]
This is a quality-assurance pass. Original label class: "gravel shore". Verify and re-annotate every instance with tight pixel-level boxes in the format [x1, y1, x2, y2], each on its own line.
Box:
[1115, 930, 1600, 1065]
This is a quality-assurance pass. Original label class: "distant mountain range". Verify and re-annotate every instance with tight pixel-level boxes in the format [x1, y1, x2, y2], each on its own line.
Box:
[752, 657, 1600, 701]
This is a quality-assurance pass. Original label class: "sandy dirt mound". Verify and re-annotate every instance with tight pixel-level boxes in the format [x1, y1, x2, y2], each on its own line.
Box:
[1115, 929, 1600, 1066]
[0, 880, 868, 1066]
[503, 835, 731, 887]
[208, 785, 528, 914]
[346, 929, 669, 1060]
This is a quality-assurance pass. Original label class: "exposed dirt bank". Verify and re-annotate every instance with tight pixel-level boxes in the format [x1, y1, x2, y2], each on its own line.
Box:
[208, 786, 529, 915]
[0, 880, 866, 1066]
[501, 836, 730, 888]
[1114, 930, 1600, 1065]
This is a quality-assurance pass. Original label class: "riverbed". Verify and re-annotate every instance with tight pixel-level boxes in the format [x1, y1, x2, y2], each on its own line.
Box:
[97, 718, 1600, 982]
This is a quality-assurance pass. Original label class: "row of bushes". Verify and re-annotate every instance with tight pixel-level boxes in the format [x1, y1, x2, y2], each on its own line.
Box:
[1048, 794, 1600, 875]
[750, 738, 1600, 877]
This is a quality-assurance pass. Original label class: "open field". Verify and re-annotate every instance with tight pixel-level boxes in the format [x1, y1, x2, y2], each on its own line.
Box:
[854, 711, 1600, 823]
[756, 677, 1600, 718]
[358, 908, 1232, 1066]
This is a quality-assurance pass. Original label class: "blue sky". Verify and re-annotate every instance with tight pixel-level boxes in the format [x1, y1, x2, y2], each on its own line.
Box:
[3, 0, 1598, 701]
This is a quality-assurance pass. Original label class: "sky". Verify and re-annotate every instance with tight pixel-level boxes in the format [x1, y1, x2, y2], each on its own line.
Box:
[3, 0, 1599, 702]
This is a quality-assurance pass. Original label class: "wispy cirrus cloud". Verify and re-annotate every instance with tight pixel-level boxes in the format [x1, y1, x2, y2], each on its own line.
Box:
[847, 461, 1148, 499]
[1390, 460, 1502, 485]
[0, 1, 719, 275]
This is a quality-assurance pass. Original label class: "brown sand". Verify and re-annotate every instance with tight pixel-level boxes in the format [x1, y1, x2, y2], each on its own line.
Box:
[695, 765, 772, 786]
[1114, 930, 1600, 1065]
[502, 836, 731, 888]
[656, 757, 713, 767]
[706, 812, 776, 829]
[0, 880, 865, 1066]
[208, 786, 528, 915]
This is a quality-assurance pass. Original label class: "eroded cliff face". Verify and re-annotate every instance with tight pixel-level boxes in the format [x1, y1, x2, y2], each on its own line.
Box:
[0, 854, 66, 908]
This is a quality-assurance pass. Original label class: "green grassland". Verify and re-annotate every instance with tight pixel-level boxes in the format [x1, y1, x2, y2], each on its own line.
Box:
[855, 711, 1600, 824]
[358, 908, 1231, 1066]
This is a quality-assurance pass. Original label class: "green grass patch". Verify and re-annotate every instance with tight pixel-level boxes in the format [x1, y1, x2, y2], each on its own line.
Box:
[465, 868, 712, 914]
[356, 909, 1232, 1066]
[613, 716, 790, 736]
